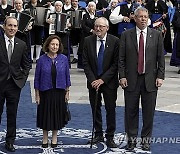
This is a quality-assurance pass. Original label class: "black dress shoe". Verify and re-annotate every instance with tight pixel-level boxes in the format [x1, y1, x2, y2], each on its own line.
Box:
[42, 143, 48, 148]
[125, 142, 136, 151]
[51, 142, 57, 148]
[87, 136, 104, 144]
[106, 139, 117, 148]
[142, 143, 150, 151]
[5, 143, 15, 152]
[71, 58, 78, 64]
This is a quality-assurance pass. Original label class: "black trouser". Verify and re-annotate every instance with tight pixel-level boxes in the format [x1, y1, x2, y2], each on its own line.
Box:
[89, 86, 117, 139]
[124, 75, 157, 143]
[0, 78, 21, 144]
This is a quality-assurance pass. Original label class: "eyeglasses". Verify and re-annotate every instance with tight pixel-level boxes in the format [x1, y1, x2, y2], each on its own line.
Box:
[136, 15, 149, 19]
[94, 25, 107, 29]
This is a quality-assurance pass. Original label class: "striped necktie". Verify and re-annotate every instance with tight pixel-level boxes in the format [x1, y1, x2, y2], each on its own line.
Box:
[8, 40, 13, 62]
[138, 31, 144, 74]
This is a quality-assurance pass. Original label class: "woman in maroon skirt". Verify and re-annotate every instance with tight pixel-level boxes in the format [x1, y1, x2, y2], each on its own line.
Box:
[34, 35, 71, 148]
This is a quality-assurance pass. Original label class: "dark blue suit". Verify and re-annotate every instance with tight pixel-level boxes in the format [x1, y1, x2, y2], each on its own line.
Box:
[83, 34, 119, 139]
[0, 36, 30, 144]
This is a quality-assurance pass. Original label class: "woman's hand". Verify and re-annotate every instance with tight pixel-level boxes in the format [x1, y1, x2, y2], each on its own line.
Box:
[65, 89, 70, 102]
[35, 89, 40, 105]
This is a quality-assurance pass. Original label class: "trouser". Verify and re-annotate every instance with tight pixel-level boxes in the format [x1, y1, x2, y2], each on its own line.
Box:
[89, 86, 117, 139]
[124, 75, 157, 143]
[0, 78, 21, 144]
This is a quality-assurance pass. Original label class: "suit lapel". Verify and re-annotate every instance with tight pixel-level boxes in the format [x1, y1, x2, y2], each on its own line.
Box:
[91, 35, 97, 66]
[145, 27, 152, 52]
[11, 38, 19, 62]
[104, 34, 110, 59]
[0, 37, 9, 62]
[130, 28, 138, 52]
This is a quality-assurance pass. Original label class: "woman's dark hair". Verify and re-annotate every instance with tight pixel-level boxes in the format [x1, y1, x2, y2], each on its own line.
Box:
[43, 35, 64, 54]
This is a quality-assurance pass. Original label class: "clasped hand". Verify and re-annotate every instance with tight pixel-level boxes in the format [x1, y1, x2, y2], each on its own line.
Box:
[91, 79, 104, 90]
[119, 78, 128, 89]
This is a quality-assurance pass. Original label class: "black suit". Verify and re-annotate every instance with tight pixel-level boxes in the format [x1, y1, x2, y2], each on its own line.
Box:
[83, 34, 119, 139]
[0, 36, 30, 144]
[119, 27, 165, 142]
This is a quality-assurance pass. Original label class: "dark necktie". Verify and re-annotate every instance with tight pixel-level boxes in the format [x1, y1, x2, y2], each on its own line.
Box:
[138, 31, 144, 74]
[97, 40, 104, 76]
[8, 40, 13, 62]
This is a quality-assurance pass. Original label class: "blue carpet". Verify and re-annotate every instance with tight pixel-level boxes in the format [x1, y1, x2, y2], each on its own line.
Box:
[0, 82, 180, 154]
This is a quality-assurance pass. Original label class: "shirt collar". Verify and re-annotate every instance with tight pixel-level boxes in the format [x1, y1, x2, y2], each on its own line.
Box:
[64, 5, 71, 10]
[136, 26, 147, 35]
[56, 11, 62, 13]
[4, 34, 15, 44]
[1, 4, 7, 9]
[16, 8, 24, 12]
[97, 33, 107, 42]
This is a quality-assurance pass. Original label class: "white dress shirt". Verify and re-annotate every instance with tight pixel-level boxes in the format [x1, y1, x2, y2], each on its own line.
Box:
[4, 34, 15, 54]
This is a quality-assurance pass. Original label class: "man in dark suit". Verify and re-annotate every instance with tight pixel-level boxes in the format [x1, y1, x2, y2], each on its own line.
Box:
[83, 17, 119, 148]
[119, 7, 165, 151]
[0, 16, 30, 152]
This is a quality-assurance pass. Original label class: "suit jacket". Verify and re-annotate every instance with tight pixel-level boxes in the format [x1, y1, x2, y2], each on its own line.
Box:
[0, 5, 13, 23]
[83, 34, 119, 90]
[0, 36, 30, 89]
[119, 27, 165, 92]
[34, 54, 71, 91]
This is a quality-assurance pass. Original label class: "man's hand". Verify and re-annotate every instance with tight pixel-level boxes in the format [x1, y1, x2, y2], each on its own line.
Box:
[119, 78, 128, 89]
[91, 79, 104, 90]
[156, 78, 163, 87]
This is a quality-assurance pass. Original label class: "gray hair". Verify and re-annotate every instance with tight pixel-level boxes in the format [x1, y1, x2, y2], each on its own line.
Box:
[14, 0, 23, 3]
[54, 1, 63, 6]
[88, 1, 96, 7]
[95, 17, 109, 26]
[134, 6, 149, 17]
